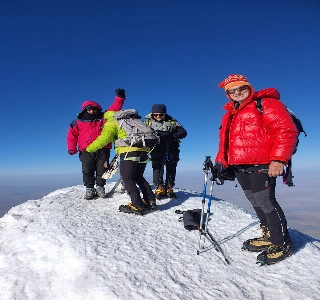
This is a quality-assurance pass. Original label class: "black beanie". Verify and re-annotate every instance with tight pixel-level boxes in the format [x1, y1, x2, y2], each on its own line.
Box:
[151, 104, 167, 114]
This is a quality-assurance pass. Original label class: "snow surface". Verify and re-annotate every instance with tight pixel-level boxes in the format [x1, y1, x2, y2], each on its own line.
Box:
[0, 182, 319, 300]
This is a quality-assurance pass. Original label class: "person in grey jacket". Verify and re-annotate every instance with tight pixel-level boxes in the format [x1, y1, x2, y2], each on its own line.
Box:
[145, 104, 187, 199]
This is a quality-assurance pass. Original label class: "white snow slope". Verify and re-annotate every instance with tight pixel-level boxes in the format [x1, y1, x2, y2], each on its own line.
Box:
[0, 182, 319, 300]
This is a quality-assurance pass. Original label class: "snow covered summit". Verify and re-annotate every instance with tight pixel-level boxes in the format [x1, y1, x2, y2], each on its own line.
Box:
[0, 183, 319, 300]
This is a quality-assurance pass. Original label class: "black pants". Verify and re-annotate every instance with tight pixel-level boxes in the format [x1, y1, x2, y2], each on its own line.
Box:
[235, 166, 290, 246]
[151, 147, 179, 188]
[79, 149, 110, 188]
[152, 160, 177, 188]
[120, 151, 155, 209]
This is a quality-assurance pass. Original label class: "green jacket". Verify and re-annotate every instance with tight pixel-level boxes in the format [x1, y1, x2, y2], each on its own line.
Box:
[86, 111, 150, 154]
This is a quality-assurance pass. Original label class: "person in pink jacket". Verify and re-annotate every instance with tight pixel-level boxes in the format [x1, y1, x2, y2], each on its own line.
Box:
[67, 88, 125, 199]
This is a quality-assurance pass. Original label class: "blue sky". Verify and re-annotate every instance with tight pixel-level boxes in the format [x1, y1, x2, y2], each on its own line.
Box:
[1, 0, 319, 176]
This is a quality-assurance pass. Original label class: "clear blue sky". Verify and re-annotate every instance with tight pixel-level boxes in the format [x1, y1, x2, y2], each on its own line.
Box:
[1, 0, 319, 176]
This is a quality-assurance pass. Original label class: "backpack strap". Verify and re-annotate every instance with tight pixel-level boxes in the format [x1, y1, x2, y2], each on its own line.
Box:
[256, 98, 263, 113]
[283, 159, 295, 187]
[286, 107, 307, 137]
[256, 98, 296, 187]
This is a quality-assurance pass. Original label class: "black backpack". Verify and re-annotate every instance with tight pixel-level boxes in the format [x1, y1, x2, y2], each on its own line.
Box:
[256, 98, 307, 186]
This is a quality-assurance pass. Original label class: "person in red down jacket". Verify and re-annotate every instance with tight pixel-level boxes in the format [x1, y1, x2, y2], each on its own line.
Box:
[67, 88, 126, 199]
[208, 74, 298, 266]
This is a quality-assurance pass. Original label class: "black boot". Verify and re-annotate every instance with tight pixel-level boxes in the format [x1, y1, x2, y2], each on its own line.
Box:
[154, 185, 166, 200]
[142, 199, 157, 211]
[166, 187, 176, 199]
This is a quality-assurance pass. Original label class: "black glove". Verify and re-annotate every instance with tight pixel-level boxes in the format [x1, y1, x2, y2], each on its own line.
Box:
[210, 162, 236, 184]
[210, 162, 227, 181]
[159, 132, 174, 144]
[163, 135, 174, 144]
[115, 88, 126, 98]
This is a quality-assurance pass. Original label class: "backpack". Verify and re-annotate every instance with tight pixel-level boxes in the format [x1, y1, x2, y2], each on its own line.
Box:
[114, 109, 159, 148]
[256, 98, 307, 186]
[175, 209, 203, 230]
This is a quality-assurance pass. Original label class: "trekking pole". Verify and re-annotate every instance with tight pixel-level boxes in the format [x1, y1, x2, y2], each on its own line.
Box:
[197, 156, 210, 255]
[206, 229, 230, 264]
[201, 176, 214, 249]
[106, 177, 122, 197]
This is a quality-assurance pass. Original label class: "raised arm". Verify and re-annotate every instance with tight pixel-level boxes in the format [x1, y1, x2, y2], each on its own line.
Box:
[105, 88, 126, 112]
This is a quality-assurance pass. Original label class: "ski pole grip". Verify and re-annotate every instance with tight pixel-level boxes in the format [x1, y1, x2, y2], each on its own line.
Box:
[203, 156, 213, 172]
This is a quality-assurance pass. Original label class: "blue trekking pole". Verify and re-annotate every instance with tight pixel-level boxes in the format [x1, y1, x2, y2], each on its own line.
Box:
[197, 156, 210, 255]
[202, 175, 214, 249]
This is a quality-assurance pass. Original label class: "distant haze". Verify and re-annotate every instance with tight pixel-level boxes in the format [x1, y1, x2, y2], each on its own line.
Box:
[0, 169, 319, 239]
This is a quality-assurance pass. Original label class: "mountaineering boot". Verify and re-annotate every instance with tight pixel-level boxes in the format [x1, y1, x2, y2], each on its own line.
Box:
[96, 186, 107, 198]
[256, 240, 292, 266]
[154, 185, 166, 200]
[142, 199, 157, 211]
[84, 188, 96, 200]
[166, 187, 176, 199]
[242, 225, 272, 252]
[119, 203, 144, 215]
[149, 200, 157, 211]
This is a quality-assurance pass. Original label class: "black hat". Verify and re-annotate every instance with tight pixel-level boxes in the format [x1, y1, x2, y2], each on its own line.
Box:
[151, 104, 167, 114]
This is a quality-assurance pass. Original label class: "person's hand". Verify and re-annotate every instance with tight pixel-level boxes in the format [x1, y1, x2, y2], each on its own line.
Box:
[162, 135, 174, 144]
[115, 88, 126, 98]
[158, 132, 172, 144]
[268, 161, 285, 177]
[68, 150, 78, 155]
[210, 162, 227, 181]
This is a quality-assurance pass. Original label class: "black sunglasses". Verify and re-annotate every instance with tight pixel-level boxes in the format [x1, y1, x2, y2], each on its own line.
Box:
[85, 106, 99, 111]
[227, 85, 249, 95]
[152, 113, 165, 117]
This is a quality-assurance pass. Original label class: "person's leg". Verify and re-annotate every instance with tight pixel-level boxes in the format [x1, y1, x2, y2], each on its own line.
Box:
[249, 173, 290, 246]
[151, 155, 166, 198]
[251, 173, 292, 265]
[236, 168, 290, 250]
[79, 151, 97, 199]
[135, 153, 156, 209]
[165, 161, 178, 198]
[95, 149, 109, 197]
[151, 149, 166, 186]
[79, 151, 96, 188]
[152, 160, 164, 187]
[165, 162, 177, 187]
[235, 170, 268, 227]
[120, 159, 145, 209]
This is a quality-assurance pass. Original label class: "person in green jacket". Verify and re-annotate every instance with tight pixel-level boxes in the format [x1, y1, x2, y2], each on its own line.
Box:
[86, 110, 156, 215]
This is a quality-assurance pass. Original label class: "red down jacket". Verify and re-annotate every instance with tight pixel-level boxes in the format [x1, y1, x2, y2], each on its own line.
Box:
[67, 96, 124, 152]
[215, 88, 298, 167]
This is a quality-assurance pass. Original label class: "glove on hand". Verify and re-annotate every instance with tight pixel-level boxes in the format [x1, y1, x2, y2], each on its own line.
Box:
[68, 150, 78, 155]
[160, 132, 174, 144]
[163, 135, 174, 144]
[158, 131, 170, 138]
[115, 88, 126, 98]
[210, 162, 227, 181]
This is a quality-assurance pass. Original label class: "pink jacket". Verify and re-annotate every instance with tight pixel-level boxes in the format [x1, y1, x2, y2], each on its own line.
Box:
[67, 96, 125, 152]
